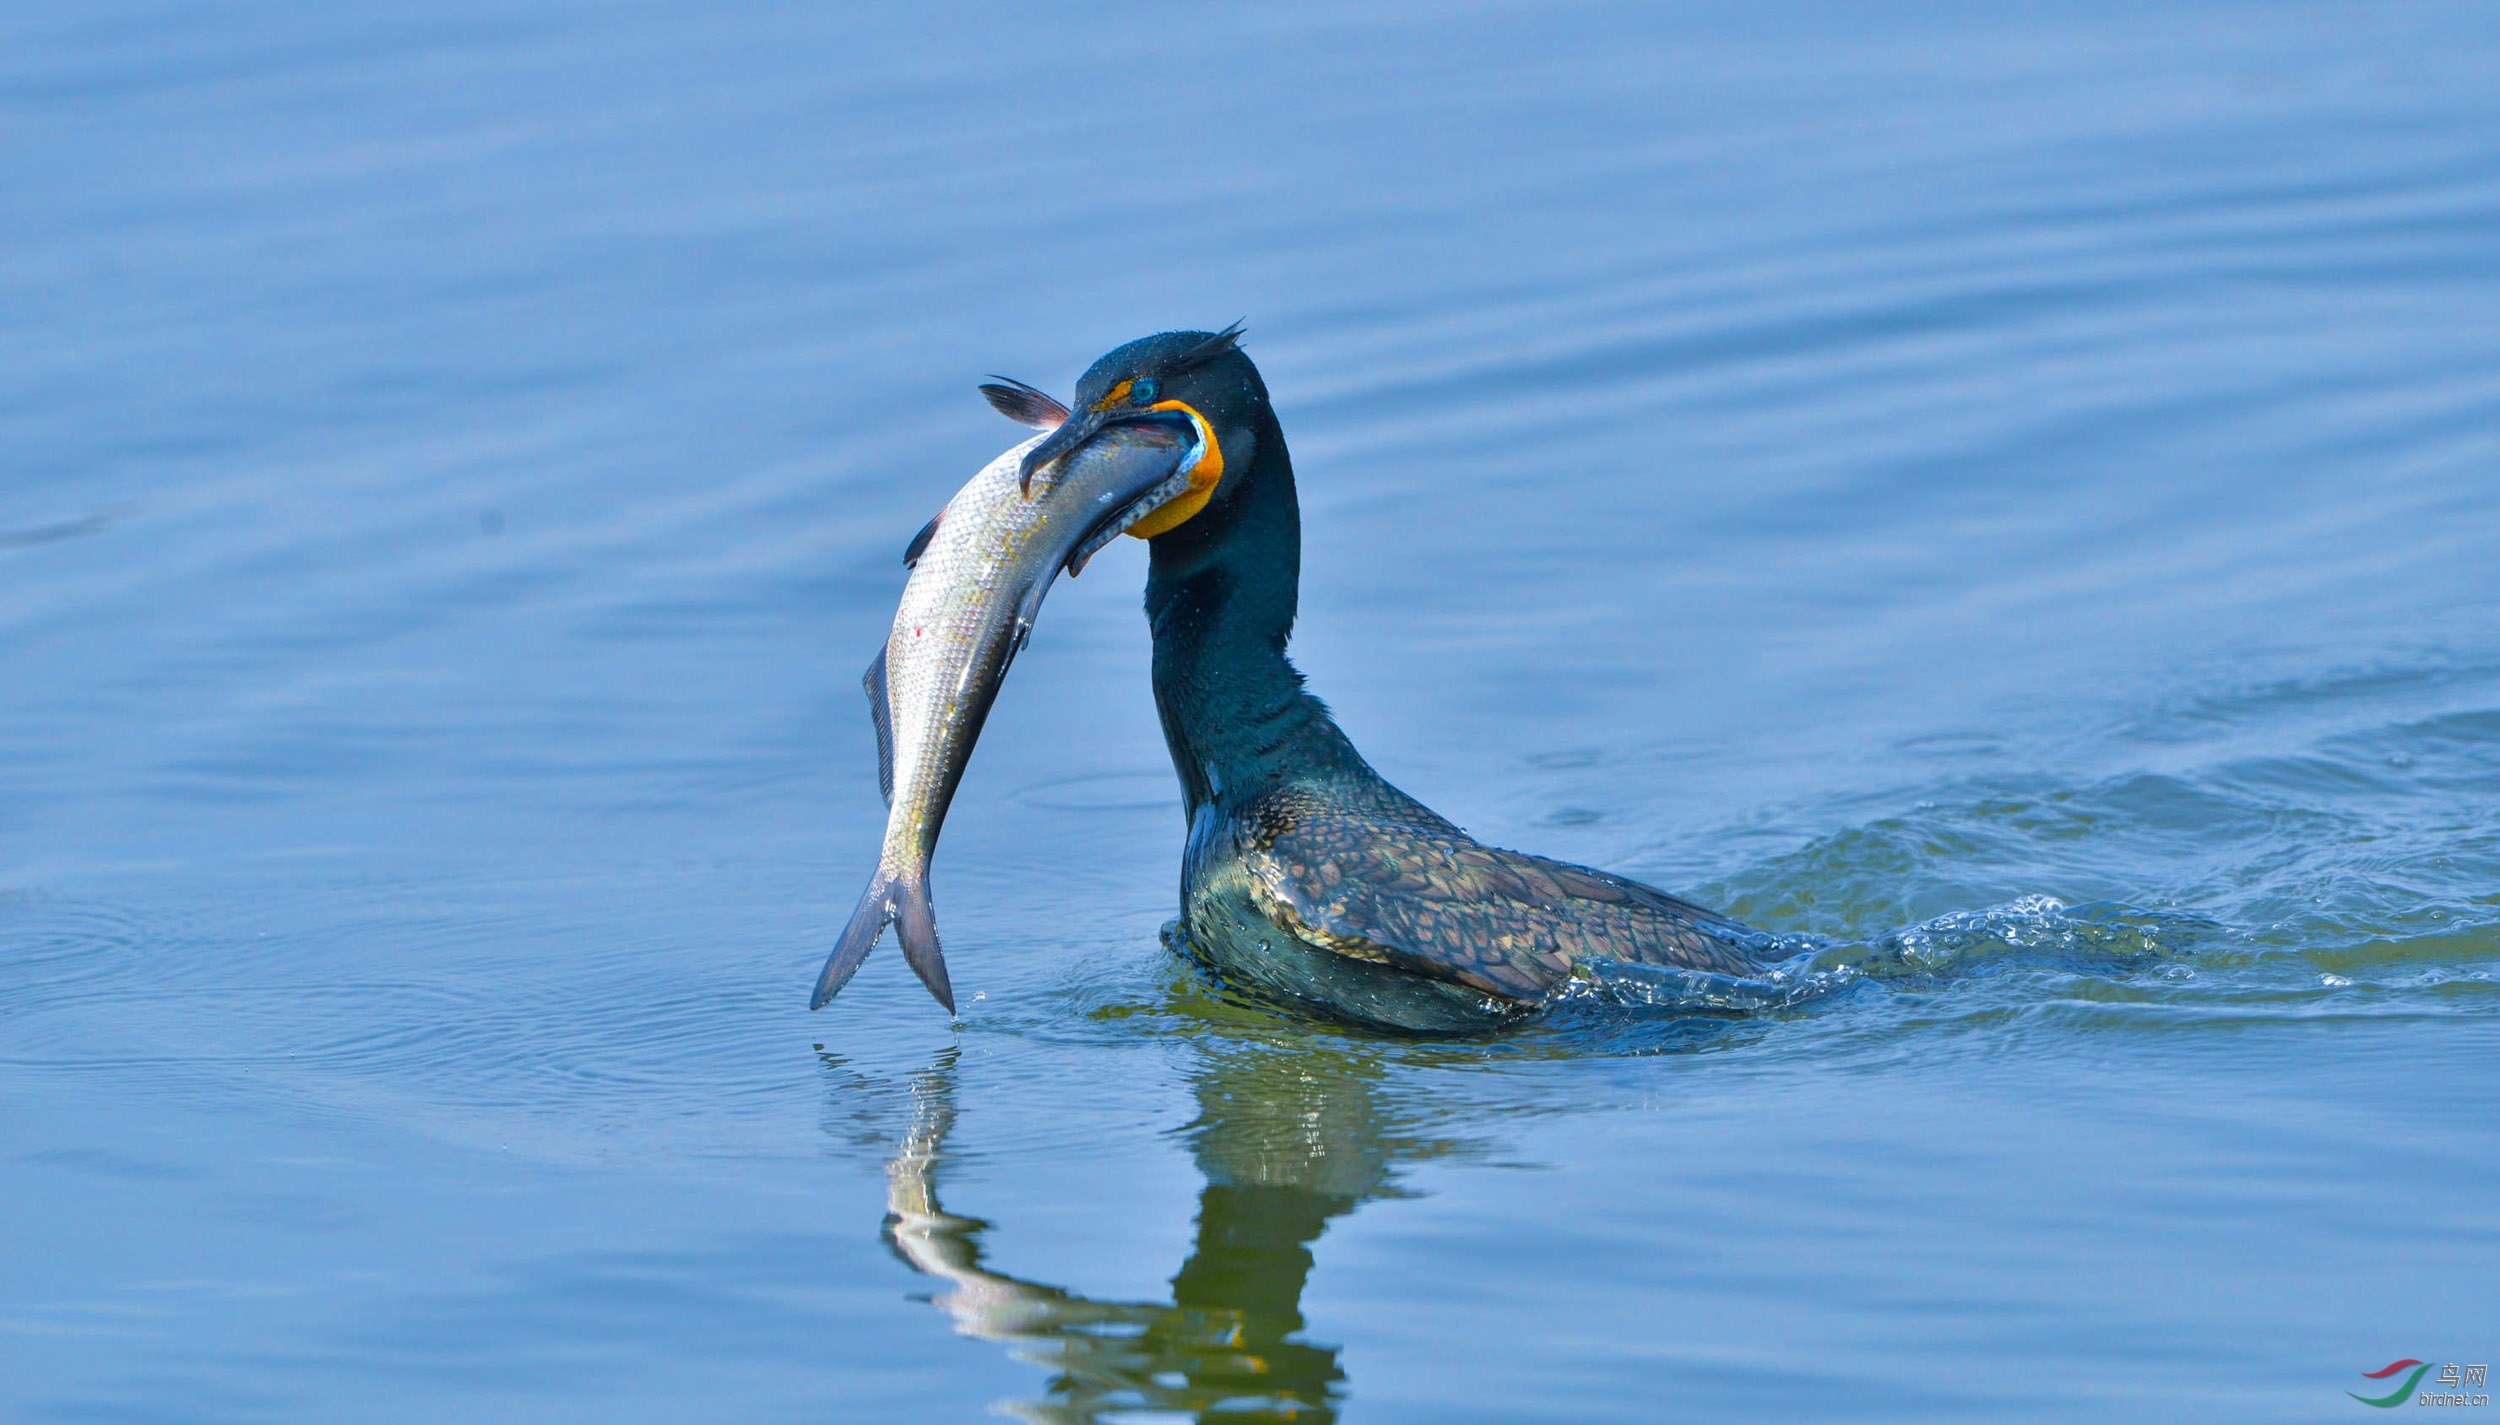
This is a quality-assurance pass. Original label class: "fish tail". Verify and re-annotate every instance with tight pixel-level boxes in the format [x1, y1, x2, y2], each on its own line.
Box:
[812, 871, 899, 1009]
[892, 871, 955, 1014]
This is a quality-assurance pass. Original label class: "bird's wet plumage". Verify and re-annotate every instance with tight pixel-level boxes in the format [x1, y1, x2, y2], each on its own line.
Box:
[1229, 780, 1759, 1002]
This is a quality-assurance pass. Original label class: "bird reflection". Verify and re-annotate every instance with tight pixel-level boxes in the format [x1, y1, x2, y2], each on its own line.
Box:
[882, 1040, 1455, 1424]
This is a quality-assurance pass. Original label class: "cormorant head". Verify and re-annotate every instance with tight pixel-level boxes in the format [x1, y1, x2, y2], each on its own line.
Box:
[1010, 324, 1269, 543]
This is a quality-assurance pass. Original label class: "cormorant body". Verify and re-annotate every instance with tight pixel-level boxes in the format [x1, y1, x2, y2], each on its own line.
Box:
[1030, 328, 1767, 1031]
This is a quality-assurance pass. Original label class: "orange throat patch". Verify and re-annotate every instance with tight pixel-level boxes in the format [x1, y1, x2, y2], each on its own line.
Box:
[1124, 400, 1223, 539]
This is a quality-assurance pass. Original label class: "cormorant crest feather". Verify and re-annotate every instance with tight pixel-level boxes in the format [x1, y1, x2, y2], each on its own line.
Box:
[1171, 320, 1247, 373]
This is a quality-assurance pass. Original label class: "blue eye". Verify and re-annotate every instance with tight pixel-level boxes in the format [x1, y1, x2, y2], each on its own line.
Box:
[1130, 378, 1160, 405]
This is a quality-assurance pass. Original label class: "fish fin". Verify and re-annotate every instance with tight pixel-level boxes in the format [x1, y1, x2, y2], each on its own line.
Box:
[863, 648, 895, 807]
[979, 376, 1070, 429]
[892, 872, 954, 1013]
[1002, 570, 1058, 675]
[903, 508, 943, 568]
[813, 871, 897, 1009]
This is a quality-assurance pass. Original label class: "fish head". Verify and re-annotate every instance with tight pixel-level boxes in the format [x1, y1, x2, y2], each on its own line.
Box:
[1016, 324, 1262, 541]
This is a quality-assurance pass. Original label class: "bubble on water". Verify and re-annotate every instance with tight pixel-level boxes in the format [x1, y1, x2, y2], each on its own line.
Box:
[2321, 973, 2352, 986]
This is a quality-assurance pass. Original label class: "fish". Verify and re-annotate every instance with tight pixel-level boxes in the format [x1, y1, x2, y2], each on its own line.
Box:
[810, 388, 1207, 1012]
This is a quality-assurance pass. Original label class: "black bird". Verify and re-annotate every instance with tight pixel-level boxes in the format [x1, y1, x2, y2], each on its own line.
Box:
[1003, 327, 1768, 1032]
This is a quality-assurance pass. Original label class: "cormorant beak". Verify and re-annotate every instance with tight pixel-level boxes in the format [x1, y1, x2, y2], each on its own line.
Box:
[1017, 406, 1123, 495]
[1052, 417, 1208, 576]
[1020, 395, 1228, 543]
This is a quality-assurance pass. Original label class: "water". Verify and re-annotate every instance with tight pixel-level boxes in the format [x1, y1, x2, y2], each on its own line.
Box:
[5, 1, 2497, 1419]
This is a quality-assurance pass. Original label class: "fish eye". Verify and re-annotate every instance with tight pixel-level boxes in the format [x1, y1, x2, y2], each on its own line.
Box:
[1130, 377, 1160, 405]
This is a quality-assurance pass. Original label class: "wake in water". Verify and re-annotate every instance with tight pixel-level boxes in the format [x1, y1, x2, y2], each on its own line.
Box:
[1558, 893, 2210, 1017]
[1540, 686, 2500, 1039]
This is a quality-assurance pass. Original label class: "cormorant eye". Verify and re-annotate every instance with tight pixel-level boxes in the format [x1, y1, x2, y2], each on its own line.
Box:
[1130, 378, 1160, 406]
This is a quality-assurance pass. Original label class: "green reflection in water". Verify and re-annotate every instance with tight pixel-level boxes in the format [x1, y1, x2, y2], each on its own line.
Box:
[882, 1040, 1468, 1424]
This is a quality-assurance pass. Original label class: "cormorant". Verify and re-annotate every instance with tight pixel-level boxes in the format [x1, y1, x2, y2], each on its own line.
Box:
[1016, 326, 1767, 1032]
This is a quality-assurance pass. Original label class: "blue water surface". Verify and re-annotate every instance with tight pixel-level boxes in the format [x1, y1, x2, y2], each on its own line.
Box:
[5, 1, 2498, 1420]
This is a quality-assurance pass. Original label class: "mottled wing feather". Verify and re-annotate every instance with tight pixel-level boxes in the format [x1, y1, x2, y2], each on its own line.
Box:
[1234, 783, 1757, 1001]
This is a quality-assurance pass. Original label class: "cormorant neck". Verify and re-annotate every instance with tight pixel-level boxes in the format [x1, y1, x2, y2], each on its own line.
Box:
[1144, 417, 1361, 815]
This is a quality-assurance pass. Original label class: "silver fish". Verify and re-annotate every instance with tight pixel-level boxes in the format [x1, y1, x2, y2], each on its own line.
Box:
[811, 399, 1205, 1011]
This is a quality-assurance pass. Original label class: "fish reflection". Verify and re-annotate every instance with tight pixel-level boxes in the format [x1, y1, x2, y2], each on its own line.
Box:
[881, 1042, 1463, 1424]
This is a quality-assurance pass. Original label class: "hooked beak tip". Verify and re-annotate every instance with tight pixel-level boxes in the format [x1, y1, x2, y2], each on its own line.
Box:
[1017, 410, 1110, 496]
